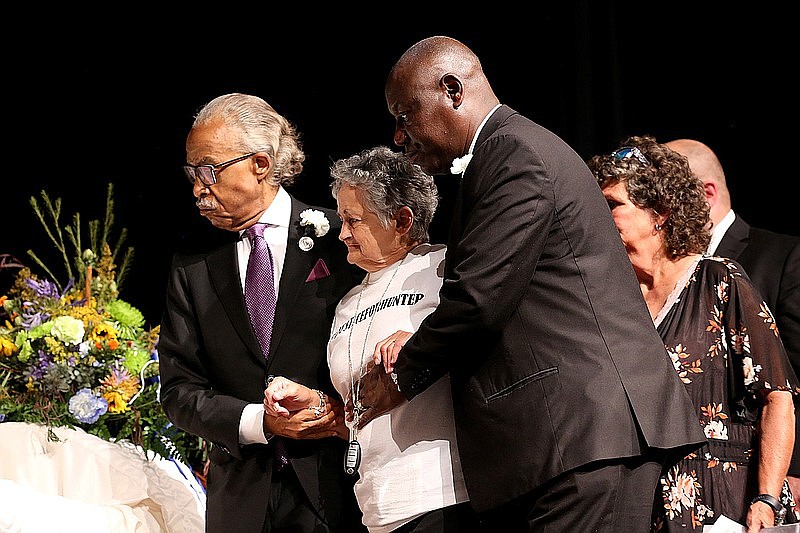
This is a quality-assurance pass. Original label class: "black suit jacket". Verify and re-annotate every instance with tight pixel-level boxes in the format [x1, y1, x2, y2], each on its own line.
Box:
[394, 106, 706, 511]
[714, 214, 800, 473]
[158, 196, 362, 532]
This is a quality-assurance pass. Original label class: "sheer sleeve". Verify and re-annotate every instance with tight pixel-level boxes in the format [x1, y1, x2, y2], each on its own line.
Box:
[716, 258, 800, 421]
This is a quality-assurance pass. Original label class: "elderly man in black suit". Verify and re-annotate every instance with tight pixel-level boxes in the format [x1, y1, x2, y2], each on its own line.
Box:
[667, 138, 800, 507]
[356, 36, 706, 532]
[158, 93, 365, 533]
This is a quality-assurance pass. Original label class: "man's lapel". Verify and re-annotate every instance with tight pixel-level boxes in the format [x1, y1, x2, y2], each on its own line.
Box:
[715, 215, 750, 260]
[269, 199, 316, 365]
[206, 243, 265, 364]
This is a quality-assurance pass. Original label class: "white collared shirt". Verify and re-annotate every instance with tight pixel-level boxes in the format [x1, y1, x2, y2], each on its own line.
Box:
[451, 103, 502, 176]
[236, 186, 291, 296]
[707, 209, 735, 255]
[238, 186, 292, 445]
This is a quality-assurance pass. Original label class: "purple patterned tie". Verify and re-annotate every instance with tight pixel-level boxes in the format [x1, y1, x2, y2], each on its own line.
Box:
[245, 223, 276, 359]
[245, 224, 288, 469]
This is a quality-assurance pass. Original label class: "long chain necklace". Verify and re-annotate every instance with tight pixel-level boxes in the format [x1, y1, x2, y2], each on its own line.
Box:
[344, 254, 406, 476]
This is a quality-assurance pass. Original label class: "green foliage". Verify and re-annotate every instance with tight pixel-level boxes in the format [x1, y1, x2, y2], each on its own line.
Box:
[26, 183, 134, 293]
[0, 184, 207, 474]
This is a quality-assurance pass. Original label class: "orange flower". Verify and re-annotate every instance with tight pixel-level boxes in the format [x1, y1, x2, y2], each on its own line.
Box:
[89, 323, 120, 350]
[99, 367, 140, 414]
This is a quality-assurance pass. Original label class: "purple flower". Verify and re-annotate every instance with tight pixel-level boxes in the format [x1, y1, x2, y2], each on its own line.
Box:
[23, 277, 75, 303]
[19, 303, 49, 329]
[26, 350, 54, 380]
[18, 278, 77, 330]
[68, 388, 108, 424]
[25, 277, 62, 299]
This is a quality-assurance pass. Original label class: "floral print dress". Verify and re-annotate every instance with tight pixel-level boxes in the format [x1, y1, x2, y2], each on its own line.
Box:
[651, 256, 800, 531]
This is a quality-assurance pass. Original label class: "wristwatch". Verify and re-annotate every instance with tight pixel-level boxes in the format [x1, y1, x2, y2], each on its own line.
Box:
[751, 493, 786, 525]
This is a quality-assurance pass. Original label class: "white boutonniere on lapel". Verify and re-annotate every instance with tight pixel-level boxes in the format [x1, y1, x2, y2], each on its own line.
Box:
[297, 209, 330, 251]
[449, 103, 501, 176]
[450, 153, 473, 175]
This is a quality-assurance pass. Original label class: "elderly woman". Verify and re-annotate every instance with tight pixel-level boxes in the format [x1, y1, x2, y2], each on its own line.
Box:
[263, 146, 476, 533]
[587, 135, 799, 532]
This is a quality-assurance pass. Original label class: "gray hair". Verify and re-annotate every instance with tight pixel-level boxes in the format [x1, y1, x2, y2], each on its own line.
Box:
[330, 146, 439, 243]
[192, 93, 305, 186]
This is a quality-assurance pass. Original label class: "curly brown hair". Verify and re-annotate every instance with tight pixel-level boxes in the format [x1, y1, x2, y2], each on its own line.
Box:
[586, 134, 711, 259]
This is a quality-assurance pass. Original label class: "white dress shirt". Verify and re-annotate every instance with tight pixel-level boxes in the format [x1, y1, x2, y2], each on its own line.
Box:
[707, 209, 735, 256]
[238, 186, 292, 445]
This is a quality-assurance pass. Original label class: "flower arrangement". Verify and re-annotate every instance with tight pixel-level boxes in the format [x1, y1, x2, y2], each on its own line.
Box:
[0, 185, 206, 475]
[297, 208, 330, 251]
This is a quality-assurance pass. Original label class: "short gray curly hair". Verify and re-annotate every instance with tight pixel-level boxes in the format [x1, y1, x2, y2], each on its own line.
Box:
[330, 146, 439, 243]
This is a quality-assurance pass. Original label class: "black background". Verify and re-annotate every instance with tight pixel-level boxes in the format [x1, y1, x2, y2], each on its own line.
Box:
[5, 5, 797, 325]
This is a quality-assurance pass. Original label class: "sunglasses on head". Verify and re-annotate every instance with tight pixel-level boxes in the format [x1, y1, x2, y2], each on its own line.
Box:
[611, 146, 650, 166]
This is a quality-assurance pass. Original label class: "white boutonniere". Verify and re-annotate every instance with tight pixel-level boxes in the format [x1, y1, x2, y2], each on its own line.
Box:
[297, 209, 330, 251]
[450, 153, 473, 175]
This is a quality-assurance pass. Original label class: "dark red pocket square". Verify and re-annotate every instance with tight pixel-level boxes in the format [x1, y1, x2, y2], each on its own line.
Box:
[306, 258, 331, 282]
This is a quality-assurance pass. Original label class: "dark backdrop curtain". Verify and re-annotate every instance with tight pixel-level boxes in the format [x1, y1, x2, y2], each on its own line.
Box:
[5, 3, 793, 321]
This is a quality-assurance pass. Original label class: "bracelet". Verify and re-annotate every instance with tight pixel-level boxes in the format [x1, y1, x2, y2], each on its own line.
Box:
[751, 493, 786, 525]
[308, 389, 326, 417]
[390, 372, 401, 392]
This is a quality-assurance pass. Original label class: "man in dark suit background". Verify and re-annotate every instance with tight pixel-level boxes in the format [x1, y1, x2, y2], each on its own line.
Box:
[158, 93, 365, 533]
[358, 36, 706, 532]
[667, 138, 800, 505]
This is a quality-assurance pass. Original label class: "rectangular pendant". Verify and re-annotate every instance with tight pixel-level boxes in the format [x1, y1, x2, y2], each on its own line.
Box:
[344, 440, 361, 476]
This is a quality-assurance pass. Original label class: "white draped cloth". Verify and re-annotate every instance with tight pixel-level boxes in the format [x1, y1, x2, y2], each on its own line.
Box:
[0, 422, 205, 532]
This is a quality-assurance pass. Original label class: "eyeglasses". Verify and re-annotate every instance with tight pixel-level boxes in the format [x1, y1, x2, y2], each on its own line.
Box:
[183, 152, 258, 186]
[611, 146, 650, 166]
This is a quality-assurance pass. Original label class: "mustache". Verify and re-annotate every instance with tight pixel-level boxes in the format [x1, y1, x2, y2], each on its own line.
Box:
[196, 197, 216, 210]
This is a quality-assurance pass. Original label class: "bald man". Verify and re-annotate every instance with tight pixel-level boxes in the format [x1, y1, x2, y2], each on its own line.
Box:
[356, 36, 706, 532]
[667, 138, 800, 504]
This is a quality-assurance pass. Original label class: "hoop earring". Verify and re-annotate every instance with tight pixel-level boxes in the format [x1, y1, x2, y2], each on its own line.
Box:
[655, 223, 662, 231]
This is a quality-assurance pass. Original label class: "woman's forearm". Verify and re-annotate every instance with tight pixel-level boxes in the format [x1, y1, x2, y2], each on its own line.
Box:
[757, 390, 795, 496]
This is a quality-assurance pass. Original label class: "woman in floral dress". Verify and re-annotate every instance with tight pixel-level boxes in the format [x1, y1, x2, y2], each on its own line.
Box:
[588, 135, 799, 532]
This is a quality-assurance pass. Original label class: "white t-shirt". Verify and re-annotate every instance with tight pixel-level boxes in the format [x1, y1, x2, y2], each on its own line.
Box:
[327, 243, 468, 533]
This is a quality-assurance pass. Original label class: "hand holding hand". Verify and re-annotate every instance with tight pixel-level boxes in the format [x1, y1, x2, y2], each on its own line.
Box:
[263, 395, 348, 440]
[263, 376, 316, 417]
[353, 361, 406, 430]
